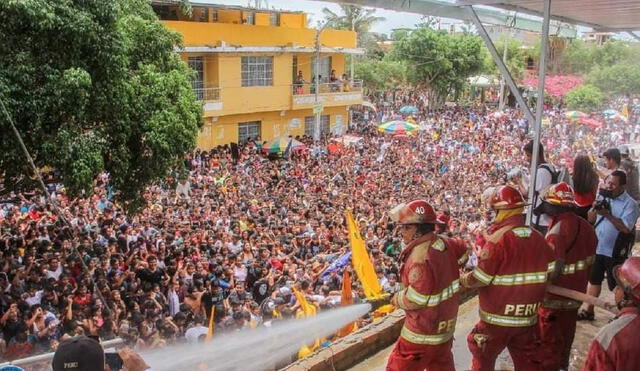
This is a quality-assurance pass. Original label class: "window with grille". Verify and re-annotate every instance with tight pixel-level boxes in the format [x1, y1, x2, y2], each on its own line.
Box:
[238, 121, 261, 143]
[188, 57, 204, 100]
[244, 12, 255, 25]
[270, 12, 280, 26]
[304, 115, 330, 137]
[241, 56, 273, 87]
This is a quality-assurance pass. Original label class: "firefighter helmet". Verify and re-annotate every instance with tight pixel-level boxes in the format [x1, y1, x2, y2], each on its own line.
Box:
[490, 185, 526, 210]
[389, 200, 439, 225]
[614, 257, 640, 301]
[541, 182, 576, 207]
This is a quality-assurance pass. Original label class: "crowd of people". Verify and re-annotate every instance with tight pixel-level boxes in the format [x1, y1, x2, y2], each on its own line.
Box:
[0, 92, 638, 368]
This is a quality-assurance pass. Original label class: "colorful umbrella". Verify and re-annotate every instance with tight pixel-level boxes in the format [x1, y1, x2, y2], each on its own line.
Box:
[578, 117, 603, 128]
[603, 109, 618, 116]
[378, 121, 419, 135]
[262, 137, 305, 154]
[565, 111, 587, 120]
[399, 105, 419, 115]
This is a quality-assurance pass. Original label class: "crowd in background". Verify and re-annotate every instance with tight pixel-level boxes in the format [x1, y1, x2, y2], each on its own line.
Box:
[0, 92, 638, 366]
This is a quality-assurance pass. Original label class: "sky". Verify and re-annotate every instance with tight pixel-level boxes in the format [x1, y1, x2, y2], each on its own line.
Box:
[192, 0, 441, 34]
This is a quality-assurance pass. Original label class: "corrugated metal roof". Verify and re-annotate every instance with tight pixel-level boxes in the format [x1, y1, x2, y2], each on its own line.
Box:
[457, 0, 640, 31]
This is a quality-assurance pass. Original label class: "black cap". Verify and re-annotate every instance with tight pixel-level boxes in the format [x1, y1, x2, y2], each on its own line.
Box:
[52, 336, 104, 371]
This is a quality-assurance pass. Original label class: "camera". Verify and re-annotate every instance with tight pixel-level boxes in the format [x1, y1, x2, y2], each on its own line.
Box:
[594, 199, 610, 211]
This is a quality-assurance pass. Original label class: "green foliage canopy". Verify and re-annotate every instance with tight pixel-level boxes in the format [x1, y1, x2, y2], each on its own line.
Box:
[0, 0, 202, 211]
[565, 84, 603, 112]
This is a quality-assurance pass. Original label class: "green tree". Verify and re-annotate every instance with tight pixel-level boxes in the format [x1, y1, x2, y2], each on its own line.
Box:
[482, 37, 527, 80]
[355, 57, 407, 92]
[0, 0, 202, 211]
[322, 4, 385, 45]
[393, 27, 484, 108]
[587, 63, 640, 97]
[565, 84, 603, 112]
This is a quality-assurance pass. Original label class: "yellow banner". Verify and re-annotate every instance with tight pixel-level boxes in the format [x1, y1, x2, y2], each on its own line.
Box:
[346, 210, 383, 299]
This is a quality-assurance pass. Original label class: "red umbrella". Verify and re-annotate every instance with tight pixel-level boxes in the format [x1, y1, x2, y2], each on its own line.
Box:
[578, 117, 603, 128]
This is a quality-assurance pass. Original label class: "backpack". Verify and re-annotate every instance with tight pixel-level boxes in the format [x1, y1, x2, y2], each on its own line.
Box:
[539, 163, 573, 188]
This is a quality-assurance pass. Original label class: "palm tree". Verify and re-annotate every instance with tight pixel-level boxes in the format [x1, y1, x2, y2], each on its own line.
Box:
[322, 5, 385, 44]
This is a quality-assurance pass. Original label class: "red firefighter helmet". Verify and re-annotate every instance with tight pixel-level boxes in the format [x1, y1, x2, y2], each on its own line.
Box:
[389, 200, 439, 225]
[541, 182, 576, 207]
[614, 257, 640, 301]
[490, 185, 526, 210]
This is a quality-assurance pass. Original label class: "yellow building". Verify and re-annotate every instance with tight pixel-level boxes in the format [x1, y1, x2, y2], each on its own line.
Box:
[152, 1, 364, 149]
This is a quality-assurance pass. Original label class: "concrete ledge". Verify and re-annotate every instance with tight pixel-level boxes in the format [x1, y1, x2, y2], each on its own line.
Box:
[282, 310, 405, 371]
[283, 289, 477, 371]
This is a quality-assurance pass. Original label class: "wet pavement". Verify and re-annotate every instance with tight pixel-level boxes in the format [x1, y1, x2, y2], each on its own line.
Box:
[349, 286, 617, 371]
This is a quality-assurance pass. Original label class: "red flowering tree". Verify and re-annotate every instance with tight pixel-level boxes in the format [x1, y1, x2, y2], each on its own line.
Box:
[522, 75, 584, 97]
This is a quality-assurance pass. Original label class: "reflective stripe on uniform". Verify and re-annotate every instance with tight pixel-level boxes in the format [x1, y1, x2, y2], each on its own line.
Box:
[512, 227, 532, 238]
[491, 270, 548, 286]
[405, 279, 460, 307]
[400, 325, 454, 345]
[458, 251, 469, 266]
[547, 261, 556, 273]
[479, 310, 538, 327]
[472, 267, 494, 285]
[561, 256, 595, 275]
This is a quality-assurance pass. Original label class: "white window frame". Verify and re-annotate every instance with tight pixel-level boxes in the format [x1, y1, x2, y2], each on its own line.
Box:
[241, 56, 274, 87]
[238, 121, 261, 143]
[304, 115, 330, 137]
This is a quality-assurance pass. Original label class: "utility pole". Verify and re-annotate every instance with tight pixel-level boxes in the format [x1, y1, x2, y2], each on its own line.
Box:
[314, 23, 328, 142]
[350, 17, 355, 79]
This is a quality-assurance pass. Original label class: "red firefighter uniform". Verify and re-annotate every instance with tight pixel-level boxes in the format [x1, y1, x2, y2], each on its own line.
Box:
[584, 307, 640, 371]
[538, 211, 597, 370]
[462, 214, 555, 371]
[387, 233, 467, 371]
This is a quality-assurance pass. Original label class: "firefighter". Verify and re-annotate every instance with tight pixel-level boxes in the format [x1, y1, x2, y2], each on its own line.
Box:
[535, 182, 597, 371]
[584, 257, 640, 370]
[461, 185, 555, 371]
[386, 200, 467, 371]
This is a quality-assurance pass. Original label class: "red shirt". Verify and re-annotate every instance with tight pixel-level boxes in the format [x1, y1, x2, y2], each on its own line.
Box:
[468, 215, 555, 327]
[584, 307, 640, 371]
[545, 212, 597, 303]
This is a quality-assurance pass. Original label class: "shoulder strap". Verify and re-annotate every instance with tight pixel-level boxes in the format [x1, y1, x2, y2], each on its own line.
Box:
[539, 163, 557, 182]
[484, 224, 517, 244]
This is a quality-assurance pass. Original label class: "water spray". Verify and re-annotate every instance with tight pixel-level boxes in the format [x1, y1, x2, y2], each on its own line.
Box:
[142, 304, 372, 371]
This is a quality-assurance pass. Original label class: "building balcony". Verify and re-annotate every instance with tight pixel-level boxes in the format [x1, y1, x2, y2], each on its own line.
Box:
[194, 87, 223, 113]
[291, 80, 363, 110]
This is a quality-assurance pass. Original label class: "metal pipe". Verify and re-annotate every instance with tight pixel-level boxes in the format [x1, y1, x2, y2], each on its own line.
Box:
[0, 338, 124, 367]
[525, 0, 551, 226]
[465, 6, 536, 124]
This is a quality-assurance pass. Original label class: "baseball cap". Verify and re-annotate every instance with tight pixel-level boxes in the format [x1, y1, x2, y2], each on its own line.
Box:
[619, 145, 630, 156]
[52, 336, 104, 371]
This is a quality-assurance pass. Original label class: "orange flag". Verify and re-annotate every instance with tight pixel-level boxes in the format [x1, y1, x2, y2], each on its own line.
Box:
[336, 269, 358, 337]
[206, 306, 215, 341]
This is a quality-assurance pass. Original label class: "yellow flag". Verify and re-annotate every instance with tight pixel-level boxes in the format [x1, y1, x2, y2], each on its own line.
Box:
[206, 307, 215, 341]
[622, 105, 630, 118]
[293, 288, 320, 358]
[346, 210, 383, 299]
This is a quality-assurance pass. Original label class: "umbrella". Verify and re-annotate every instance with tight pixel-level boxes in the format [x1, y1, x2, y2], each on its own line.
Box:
[378, 121, 419, 135]
[399, 105, 419, 115]
[578, 117, 603, 128]
[603, 109, 618, 116]
[565, 111, 587, 120]
[262, 137, 305, 154]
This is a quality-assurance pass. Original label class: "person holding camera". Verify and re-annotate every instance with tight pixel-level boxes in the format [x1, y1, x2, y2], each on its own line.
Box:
[579, 170, 639, 321]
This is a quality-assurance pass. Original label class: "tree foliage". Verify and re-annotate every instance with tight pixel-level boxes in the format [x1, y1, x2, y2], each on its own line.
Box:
[565, 84, 603, 112]
[355, 57, 407, 92]
[392, 27, 484, 108]
[587, 63, 640, 97]
[0, 0, 202, 211]
[482, 37, 527, 80]
[322, 5, 385, 46]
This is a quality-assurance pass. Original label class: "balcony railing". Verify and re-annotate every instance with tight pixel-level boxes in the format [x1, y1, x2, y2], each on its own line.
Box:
[292, 79, 363, 95]
[193, 87, 221, 101]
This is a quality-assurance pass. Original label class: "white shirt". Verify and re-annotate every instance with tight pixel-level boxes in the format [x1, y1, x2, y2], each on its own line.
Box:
[185, 325, 209, 343]
[46, 265, 63, 280]
[531, 164, 554, 227]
